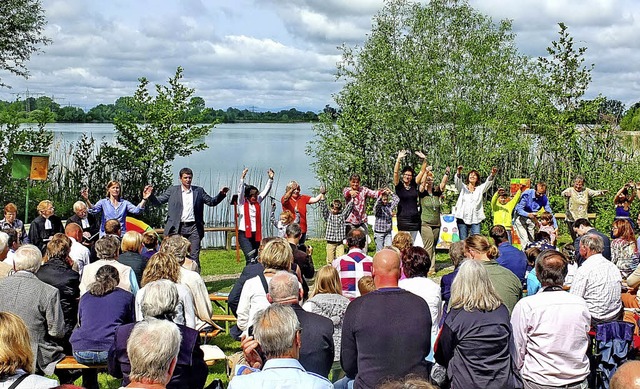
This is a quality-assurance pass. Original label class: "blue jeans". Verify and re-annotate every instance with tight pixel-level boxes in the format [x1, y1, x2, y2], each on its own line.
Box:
[457, 220, 480, 240]
[73, 350, 108, 365]
[333, 376, 354, 389]
[374, 231, 392, 252]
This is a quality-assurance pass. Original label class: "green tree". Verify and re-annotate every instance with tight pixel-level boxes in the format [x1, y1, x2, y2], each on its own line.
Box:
[310, 0, 541, 197]
[0, 0, 51, 86]
[90, 67, 216, 226]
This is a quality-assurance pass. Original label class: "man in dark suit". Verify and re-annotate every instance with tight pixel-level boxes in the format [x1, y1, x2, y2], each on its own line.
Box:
[66, 201, 100, 245]
[264, 270, 334, 377]
[148, 167, 228, 266]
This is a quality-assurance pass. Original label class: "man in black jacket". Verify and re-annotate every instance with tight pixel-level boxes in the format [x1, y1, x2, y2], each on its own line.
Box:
[147, 167, 228, 266]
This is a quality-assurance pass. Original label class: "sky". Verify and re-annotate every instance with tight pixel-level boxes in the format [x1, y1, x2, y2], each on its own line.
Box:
[1, 0, 639, 113]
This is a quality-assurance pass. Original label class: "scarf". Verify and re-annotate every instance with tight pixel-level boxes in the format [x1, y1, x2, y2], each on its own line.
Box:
[244, 200, 262, 241]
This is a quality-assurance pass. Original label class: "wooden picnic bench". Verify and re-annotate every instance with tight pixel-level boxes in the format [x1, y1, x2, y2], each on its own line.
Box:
[56, 355, 107, 369]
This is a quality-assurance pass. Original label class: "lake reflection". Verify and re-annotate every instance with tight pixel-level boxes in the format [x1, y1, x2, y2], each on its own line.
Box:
[49, 122, 325, 242]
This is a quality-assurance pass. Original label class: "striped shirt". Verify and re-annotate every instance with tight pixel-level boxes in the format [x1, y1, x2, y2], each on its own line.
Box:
[332, 248, 373, 300]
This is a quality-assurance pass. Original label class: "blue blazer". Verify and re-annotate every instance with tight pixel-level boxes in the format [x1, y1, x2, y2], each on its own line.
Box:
[149, 185, 226, 238]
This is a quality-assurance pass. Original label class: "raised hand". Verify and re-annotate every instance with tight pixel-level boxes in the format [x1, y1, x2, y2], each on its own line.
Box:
[491, 166, 498, 176]
[142, 185, 153, 199]
[414, 150, 426, 159]
[241, 168, 249, 179]
[267, 168, 275, 179]
[397, 150, 409, 159]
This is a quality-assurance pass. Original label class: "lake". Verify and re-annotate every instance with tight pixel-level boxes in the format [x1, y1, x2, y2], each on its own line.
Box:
[47, 122, 325, 244]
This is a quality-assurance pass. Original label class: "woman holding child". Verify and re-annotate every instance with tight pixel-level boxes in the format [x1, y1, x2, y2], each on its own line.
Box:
[281, 180, 323, 245]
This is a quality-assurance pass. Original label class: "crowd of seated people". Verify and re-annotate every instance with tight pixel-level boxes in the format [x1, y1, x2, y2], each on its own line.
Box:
[3, 171, 640, 389]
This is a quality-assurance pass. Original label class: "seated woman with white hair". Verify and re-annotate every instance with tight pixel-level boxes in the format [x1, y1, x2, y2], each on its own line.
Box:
[108, 279, 207, 389]
[135, 252, 196, 329]
[434, 259, 521, 388]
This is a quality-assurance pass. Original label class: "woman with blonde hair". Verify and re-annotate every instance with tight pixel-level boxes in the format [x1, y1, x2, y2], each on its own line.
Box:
[0, 312, 58, 388]
[435, 259, 521, 389]
[28, 200, 64, 254]
[236, 237, 293, 335]
[464, 234, 522, 313]
[135, 252, 195, 328]
[303, 265, 350, 381]
[118, 231, 146, 285]
[82, 180, 153, 236]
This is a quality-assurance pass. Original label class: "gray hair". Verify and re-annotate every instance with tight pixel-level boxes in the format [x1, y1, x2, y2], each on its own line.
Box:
[268, 271, 300, 303]
[448, 241, 466, 268]
[141, 280, 179, 320]
[0, 231, 8, 253]
[159, 235, 191, 265]
[579, 233, 604, 254]
[13, 244, 42, 273]
[95, 235, 120, 260]
[449, 259, 502, 312]
[73, 201, 88, 212]
[254, 304, 301, 359]
[127, 318, 182, 384]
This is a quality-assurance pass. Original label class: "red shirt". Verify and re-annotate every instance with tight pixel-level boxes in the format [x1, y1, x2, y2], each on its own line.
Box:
[281, 194, 311, 233]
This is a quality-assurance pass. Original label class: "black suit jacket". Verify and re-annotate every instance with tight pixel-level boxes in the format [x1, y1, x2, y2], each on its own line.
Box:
[66, 213, 100, 242]
[28, 215, 65, 254]
[149, 185, 226, 238]
[292, 303, 334, 378]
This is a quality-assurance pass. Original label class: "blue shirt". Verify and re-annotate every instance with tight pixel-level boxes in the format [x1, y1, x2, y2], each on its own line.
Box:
[526, 269, 542, 296]
[496, 242, 528, 283]
[229, 358, 332, 389]
[515, 189, 557, 228]
[88, 198, 143, 236]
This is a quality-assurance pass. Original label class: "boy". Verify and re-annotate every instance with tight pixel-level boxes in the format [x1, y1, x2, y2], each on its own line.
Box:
[373, 188, 399, 252]
[319, 197, 354, 264]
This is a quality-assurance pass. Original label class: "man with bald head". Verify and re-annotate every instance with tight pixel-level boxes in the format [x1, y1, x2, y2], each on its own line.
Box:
[611, 361, 640, 389]
[65, 223, 90, 275]
[335, 248, 432, 389]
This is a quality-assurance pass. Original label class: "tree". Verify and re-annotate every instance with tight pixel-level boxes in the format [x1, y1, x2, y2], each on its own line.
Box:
[89, 67, 216, 226]
[309, 0, 541, 197]
[0, 0, 51, 86]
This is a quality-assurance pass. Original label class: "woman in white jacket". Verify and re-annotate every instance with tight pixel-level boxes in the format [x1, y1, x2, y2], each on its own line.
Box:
[454, 165, 497, 239]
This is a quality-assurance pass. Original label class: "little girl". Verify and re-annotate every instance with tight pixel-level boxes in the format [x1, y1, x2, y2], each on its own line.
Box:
[538, 212, 557, 246]
[270, 205, 297, 238]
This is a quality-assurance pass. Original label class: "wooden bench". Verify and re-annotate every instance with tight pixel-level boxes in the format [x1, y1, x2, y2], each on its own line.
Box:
[56, 355, 107, 369]
[154, 226, 237, 250]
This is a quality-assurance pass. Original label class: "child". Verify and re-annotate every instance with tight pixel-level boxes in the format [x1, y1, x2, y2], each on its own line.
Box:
[270, 203, 296, 238]
[538, 212, 557, 245]
[373, 189, 400, 252]
[319, 197, 354, 264]
[490, 187, 521, 243]
[357, 275, 376, 296]
[140, 230, 159, 261]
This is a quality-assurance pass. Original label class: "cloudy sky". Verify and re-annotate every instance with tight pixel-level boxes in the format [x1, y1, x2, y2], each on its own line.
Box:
[1, 0, 639, 112]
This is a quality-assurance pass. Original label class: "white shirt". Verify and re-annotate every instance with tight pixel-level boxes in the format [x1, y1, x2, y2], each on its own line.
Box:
[399, 277, 442, 347]
[68, 237, 90, 276]
[570, 253, 622, 321]
[511, 289, 591, 385]
[178, 267, 213, 330]
[453, 174, 494, 224]
[236, 274, 272, 332]
[181, 186, 195, 222]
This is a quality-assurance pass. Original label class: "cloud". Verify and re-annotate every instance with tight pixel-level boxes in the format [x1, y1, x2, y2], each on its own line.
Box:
[1, 0, 640, 111]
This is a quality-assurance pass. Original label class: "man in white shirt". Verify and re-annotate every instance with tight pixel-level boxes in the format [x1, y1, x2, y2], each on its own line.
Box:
[512, 250, 591, 389]
[65, 223, 90, 275]
[570, 234, 623, 325]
